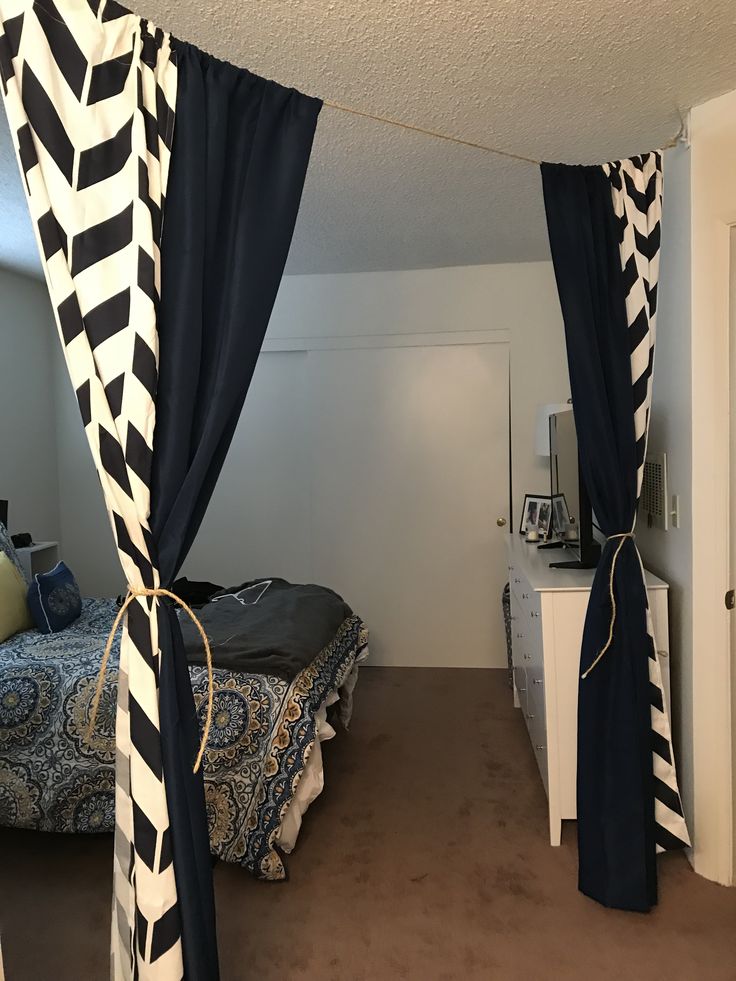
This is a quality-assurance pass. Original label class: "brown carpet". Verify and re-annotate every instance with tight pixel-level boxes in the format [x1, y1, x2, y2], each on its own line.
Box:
[1, 667, 735, 980]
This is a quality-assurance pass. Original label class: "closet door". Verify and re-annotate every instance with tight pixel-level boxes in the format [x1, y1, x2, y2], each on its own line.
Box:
[308, 339, 509, 668]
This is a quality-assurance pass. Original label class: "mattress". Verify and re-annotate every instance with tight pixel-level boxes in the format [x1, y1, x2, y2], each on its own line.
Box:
[0, 598, 368, 880]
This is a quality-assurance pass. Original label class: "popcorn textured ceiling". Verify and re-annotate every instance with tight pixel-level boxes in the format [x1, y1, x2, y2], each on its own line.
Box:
[2, 0, 736, 277]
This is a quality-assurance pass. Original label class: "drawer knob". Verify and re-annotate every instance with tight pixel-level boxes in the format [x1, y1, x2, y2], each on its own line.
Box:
[523, 654, 531, 660]
[530, 611, 539, 618]
[533, 678, 543, 685]
[526, 713, 535, 720]
[514, 577, 521, 584]
[535, 744, 545, 751]
[518, 687, 527, 693]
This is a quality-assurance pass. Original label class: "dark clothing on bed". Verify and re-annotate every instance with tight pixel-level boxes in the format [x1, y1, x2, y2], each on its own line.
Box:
[171, 577, 224, 609]
[180, 578, 353, 681]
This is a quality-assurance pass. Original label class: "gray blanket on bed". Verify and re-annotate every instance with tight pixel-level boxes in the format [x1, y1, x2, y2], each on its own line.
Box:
[181, 578, 353, 680]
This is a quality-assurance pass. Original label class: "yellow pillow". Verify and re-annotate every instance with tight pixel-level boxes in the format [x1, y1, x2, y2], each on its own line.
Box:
[0, 552, 33, 642]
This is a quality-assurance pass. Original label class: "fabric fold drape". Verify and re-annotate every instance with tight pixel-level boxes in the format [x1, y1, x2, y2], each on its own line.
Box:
[541, 154, 689, 912]
[0, 2, 321, 977]
[151, 40, 321, 981]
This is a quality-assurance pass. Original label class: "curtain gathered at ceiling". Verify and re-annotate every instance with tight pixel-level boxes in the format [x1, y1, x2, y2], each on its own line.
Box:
[540, 154, 690, 911]
[0, 1, 320, 977]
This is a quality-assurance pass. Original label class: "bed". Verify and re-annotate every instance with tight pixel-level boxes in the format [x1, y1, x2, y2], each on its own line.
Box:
[0, 580, 368, 880]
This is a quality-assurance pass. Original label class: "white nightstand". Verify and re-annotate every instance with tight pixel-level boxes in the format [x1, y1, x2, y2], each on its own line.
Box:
[16, 541, 59, 582]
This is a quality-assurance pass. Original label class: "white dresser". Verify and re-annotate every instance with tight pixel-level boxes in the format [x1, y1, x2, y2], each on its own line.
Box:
[507, 535, 670, 846]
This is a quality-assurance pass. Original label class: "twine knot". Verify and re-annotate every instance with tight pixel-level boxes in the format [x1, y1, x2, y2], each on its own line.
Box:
[581, 531, 636, 680]
[87, 586, 214, 773]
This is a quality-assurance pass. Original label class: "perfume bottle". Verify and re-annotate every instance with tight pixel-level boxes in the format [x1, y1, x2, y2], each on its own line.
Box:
[564, 516, 579, 541]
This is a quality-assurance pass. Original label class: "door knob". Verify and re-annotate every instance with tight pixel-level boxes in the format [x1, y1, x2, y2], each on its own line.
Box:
[497, 517, 507, 527]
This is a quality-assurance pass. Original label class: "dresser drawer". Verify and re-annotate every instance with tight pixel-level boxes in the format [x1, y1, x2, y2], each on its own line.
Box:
[510, 613, 542, 674]
[529, 719, 549, 795]
[513, 665, 528, 712]
[510, 603, 542, 644]
[510, 578, 542, 623]
[525, 665, 549, 795]
[526, 676, 547, 732]
[511, 631, 539, 674]
[510, 612, 531, 666]
[527, 668, 545, 703]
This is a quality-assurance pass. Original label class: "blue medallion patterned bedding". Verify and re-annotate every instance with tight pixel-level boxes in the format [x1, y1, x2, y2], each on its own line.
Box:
[0, 598, 367, 880]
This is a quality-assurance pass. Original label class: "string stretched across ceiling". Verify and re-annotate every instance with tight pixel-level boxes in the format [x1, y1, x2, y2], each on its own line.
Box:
[321, 98, 687, 165]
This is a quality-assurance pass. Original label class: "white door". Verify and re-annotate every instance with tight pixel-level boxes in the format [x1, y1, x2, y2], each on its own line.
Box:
[307, 340, 510, 668]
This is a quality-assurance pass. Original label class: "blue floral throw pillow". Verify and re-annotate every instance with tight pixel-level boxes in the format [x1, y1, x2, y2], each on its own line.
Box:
[27, 561, 82, 634]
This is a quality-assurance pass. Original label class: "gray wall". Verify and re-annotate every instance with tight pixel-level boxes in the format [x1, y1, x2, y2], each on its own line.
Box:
[50, 263, 570, 616]
[53, 338, 124, 596]
[182, 262, 569, 584]
[636, 144, 694, 829]
[0, 267, 60, 543]
[263, 261, 569, 522]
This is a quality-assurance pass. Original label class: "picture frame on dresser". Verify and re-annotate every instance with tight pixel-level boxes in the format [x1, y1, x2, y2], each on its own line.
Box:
[551, 494, 571, 536]
[519, 493, 552, 538]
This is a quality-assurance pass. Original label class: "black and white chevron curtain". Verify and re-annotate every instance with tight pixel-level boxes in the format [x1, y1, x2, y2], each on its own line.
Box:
[0, 1, 320, 978]
[541, 156, 689, 910]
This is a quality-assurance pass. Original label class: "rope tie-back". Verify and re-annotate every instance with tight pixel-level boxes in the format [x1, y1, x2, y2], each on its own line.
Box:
[87, 586, 214, 773]
[581, 531, 636, 680]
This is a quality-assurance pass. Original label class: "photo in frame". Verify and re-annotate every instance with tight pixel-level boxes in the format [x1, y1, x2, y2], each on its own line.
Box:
[519, 494, 552, 539]
[552, 493, 571, 537]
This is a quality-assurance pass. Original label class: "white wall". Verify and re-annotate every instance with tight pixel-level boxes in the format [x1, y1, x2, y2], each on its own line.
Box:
[637, 106, 736, 885]
[182, 262, 568, 582]
[636, 144, 695, 836]
[50, 262, 569, 645]
[0, 266, 122, 594]
[0, 267, 60, 543]
[687, 89, 736, 884]
[264, 262, 569, 522]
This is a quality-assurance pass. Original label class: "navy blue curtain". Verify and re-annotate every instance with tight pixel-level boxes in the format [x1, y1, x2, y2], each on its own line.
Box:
[540, 163, 656, 911]
[149, 42, 321, 978]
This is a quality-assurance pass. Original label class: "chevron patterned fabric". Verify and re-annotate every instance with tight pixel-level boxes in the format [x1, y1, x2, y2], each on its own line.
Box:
[0, 1, 182, 977]
[604, 153, 690, 853]
[541, 154, 690, 910]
